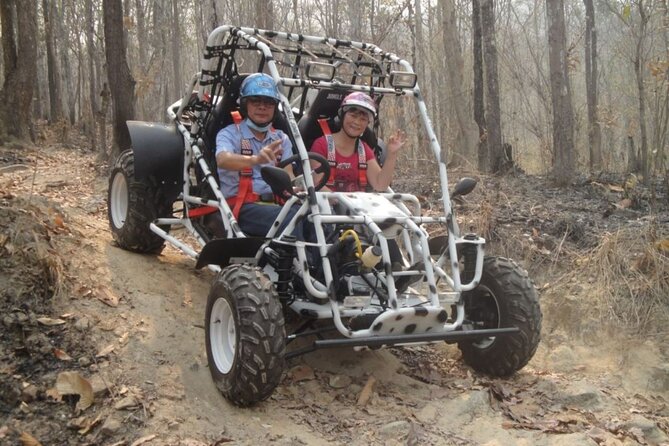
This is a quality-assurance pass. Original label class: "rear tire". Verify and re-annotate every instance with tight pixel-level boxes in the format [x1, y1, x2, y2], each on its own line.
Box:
[107, 150, 171, 254]
[205, 264, 286, 406]
[458, 256, 541, 376]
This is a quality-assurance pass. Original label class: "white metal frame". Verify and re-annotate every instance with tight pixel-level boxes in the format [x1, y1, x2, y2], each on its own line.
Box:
[150, 26, 487, 343]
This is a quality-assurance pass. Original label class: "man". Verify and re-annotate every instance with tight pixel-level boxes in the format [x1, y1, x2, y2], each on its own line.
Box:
[215, 73, 295, 237]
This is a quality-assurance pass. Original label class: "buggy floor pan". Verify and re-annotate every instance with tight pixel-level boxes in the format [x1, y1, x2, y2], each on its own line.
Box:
[364, 305, 452, 336]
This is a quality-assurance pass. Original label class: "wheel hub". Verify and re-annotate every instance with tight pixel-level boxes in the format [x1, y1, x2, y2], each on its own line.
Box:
[209, 297, 236, 374]
[110, 173, 128, 229]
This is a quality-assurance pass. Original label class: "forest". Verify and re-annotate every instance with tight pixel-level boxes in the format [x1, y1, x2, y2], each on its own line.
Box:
[1, 0, 668, 186]
[1, 1, 669, 445]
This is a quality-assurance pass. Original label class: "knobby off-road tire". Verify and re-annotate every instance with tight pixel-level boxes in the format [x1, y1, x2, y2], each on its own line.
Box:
[458, 256, 541, 377]
[107, 149, 171, 254]
[205, 264, 286, 406]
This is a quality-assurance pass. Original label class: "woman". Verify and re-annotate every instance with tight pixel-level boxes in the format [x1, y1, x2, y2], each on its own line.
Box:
[310, 92, 407, 192]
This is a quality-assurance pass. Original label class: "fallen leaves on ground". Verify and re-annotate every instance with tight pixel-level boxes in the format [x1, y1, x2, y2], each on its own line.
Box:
[53, 348, 73, 361]
[19, 431, 42, 446]
[130, 434, 157, 446]
[56, 371, 94, 411]
[36, 317, 66, 326]
[357, 375, 376, 407]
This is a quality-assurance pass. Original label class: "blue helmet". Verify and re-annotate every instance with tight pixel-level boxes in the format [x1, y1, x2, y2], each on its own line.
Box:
[240, 73, 280, 103]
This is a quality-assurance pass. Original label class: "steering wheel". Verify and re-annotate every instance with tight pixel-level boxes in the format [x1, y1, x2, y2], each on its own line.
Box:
[277, 153, 331, 191]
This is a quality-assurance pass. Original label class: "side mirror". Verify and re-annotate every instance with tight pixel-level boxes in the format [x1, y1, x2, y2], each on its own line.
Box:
[261, 166, 294, 199]
[451, 177, 477, 199]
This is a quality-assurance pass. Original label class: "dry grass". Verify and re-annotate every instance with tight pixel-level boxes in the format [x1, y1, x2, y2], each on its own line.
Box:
[0, 196, 68, 306]
[549, 222, 669, 336]
[587, 225, 669, 333]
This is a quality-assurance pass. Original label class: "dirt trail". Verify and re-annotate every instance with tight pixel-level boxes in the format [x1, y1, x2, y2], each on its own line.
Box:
[1, 142, 668, 445]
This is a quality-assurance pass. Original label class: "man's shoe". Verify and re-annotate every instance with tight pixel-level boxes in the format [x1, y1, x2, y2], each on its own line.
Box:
[394, 262, 425, 294]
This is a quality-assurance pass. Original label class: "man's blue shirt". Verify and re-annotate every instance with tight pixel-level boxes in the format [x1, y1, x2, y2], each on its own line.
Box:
[215, 120, 292, 198]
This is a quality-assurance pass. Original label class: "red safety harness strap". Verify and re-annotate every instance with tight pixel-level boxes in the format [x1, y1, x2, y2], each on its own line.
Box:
[318, 118, 367, 190]
[230, 111, 255, 219]
[317, 119, 337, 188]
[226, 111, 282, 217]
[357, 140, 368, 189]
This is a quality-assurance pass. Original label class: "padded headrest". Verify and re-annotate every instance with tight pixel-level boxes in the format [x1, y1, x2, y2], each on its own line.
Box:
[306, 89, 347, 119]
[298, 114, 378, 153]
[203, 74, 296, 156]
[204, 74, 250, 146]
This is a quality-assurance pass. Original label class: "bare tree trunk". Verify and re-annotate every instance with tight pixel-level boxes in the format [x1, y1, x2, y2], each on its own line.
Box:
[151, 0, 168, 120]
[56, 1, 75, 125]
[546, 0, 575, 185]
[135, 0, 147, 119]
[480, 0, 503, 173]
[472, 0, 487, 171]
[370, 0, 376, 43]
[99, 83, 111, 156]
[441, 0, 478, 167]
[170, 0, 182, 100]
[42, 0, 64, 123]
[200, 1, 217, 49]
[659, 0, 669, 190]
[415, 0, 428, 160]
[428, 5, 442, 147]
[103, 0, 136, 160]
[316, 0, 340, 36]
[414, 0, 424, 80]
[292, 0, 300, 30]
[95, 11, 105, 141]
[584, 0, 602, 171]
[86, 0, 99, 151]
[0, 0, 37, 140]
[346, 0, 362, 41]
[1, 1, 17, 83]
[255, 0, 274, 30]
[635, 2, 650, 181]
[627, 125, 637, 173]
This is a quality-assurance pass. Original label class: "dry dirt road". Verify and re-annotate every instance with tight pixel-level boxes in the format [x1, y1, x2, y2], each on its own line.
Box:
[1, 143, 668, 446]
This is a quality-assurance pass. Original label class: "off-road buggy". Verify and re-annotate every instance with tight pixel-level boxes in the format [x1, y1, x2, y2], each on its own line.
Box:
[107, 25, 541, 406]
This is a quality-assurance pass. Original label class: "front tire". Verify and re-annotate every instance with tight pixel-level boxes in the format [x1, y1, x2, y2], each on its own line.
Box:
[458, 256, 541, 376]
[205, 264, 286, 406]
[107, 149, 171, 253]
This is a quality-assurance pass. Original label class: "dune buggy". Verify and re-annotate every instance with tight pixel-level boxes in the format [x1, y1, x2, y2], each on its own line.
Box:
[107, 25, 541, 406]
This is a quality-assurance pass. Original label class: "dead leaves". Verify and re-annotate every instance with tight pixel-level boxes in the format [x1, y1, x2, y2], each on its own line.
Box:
[96, 344, 115, 358]
[130, 434, 157, 446]
[67, 414, 103, 435]
[357, 375, 376, 407]
[114, 395, 140, 410]
[36, 317, 66, 326]
[19, 432, 42, 446]
[55, 371, 94, 411]
[53, 348, 73, 361]
[288, 364, 315, 382]
[97, 286, 120, 307]
[655, 239, 669, 255]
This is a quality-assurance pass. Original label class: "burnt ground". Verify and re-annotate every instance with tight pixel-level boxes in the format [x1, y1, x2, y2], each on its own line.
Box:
[0, 133, 668, 446]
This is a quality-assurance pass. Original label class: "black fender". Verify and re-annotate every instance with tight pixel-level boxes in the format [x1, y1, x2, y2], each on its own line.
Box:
[195, 237, 268, 269]
[126, 120, 184, 201]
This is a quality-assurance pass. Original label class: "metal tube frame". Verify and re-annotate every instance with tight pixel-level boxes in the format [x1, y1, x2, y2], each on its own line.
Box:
[143, 26, 489, 349]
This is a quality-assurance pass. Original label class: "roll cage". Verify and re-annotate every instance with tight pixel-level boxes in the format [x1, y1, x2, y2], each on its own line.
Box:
[160, 25, 486, 326]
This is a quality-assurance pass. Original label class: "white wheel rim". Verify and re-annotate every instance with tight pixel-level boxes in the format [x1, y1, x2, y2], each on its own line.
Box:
[210, 297, 236, 374]
[110, 172, 128, 229]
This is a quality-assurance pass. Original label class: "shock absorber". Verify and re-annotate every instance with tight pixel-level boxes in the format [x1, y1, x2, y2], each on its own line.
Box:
[461, 233, 478, 284]
[266, 237, 296, 299]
